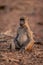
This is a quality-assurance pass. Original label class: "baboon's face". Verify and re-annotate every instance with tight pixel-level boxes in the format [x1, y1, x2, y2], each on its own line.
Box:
[20, 20, 25, 26]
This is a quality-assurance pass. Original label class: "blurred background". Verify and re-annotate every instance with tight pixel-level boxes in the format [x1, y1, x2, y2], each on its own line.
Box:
[0, 0, 43, 42]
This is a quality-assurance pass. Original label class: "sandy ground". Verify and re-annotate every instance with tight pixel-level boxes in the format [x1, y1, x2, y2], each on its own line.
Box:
[0, 40, 43, 65]
[0, 0, 43, 65]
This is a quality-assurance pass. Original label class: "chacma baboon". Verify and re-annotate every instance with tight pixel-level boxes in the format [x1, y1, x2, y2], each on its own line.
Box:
[14, 17, 35, 51]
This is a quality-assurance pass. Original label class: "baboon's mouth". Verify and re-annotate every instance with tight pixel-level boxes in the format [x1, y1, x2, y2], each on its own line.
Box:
[20, 23, 24, 26]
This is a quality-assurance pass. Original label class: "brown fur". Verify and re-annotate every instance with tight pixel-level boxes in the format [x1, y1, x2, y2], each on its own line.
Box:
[24, 17, 35, 51]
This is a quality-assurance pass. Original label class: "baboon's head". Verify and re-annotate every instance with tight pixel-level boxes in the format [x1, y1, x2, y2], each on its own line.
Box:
[20, 17, 25, 27]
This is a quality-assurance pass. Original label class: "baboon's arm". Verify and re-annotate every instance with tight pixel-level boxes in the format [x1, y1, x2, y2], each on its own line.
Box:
[14, 28, 19, 42]
[25, 22, 35, 51]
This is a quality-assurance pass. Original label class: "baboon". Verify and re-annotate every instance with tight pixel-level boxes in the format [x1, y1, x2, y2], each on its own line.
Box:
[14, 17, 35, 51]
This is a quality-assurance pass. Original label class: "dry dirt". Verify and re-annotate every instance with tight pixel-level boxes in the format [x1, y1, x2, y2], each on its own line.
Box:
[0, 0, 43, 65]
[0, 37, 43, 65]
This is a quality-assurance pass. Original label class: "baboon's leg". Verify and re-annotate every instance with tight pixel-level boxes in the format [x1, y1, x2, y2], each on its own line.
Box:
[15, 42, 21, 50]
[10, 41, 15, 51]
[25, 40, 35, 51]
